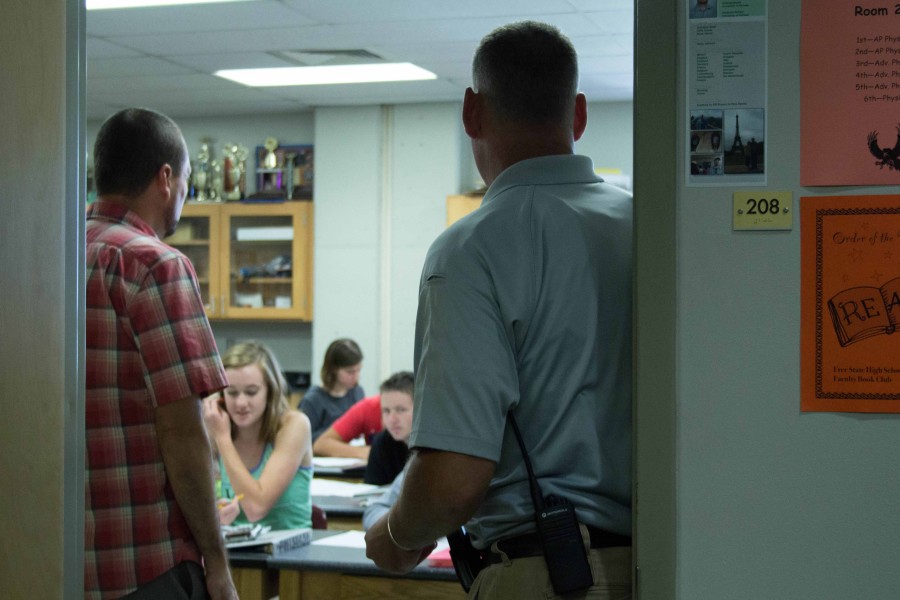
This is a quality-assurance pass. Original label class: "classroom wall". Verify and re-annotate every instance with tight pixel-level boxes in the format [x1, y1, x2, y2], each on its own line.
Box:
[310, 102, 464, 394]
[662, 1, 900, 597]
[577, 100, 634, 185]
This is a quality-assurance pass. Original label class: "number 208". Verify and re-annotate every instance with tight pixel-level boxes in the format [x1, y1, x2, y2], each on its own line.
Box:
[745, 198, 781, 215]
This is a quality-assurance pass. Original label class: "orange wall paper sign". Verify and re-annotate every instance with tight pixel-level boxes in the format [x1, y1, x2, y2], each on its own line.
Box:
[800, 0, 900, 186]
[801, 195, 900, 412]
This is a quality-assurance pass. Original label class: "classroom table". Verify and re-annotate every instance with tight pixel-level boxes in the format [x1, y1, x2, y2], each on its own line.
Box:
[231, 530, 465, 600]
[311, 494, 367, 530]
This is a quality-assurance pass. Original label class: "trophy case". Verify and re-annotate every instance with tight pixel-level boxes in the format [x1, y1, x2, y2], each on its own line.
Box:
[166, 202, 313, 321]
[253, 139, 313, 201]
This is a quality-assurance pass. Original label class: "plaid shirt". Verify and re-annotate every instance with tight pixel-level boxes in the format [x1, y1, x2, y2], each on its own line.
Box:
[84, 201, 227, 599]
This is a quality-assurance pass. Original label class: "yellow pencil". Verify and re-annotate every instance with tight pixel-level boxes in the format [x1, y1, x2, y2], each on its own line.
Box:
[218, 493, 244, 510]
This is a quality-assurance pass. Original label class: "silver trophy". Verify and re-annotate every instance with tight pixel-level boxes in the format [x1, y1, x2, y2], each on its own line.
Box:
[193, 142, 211, 202]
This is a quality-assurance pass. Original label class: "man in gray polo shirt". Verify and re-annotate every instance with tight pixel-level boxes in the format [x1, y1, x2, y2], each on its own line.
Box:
[366, 21, 633, 599]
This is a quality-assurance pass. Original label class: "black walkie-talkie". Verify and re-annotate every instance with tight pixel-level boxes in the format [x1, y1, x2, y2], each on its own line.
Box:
[534, 495, 593, 593]
[510, 413, 593, 595]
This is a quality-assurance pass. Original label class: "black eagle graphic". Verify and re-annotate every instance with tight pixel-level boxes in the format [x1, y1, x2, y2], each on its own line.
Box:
[867, 125, 900, 171]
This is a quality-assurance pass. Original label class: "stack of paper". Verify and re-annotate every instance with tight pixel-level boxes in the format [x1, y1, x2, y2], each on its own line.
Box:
[226, 527, 312, 555]
[310, 478, 380, 498]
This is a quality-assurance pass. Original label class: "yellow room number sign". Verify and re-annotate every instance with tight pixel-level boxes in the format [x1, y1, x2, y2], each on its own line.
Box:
[733, 191, 793, 231]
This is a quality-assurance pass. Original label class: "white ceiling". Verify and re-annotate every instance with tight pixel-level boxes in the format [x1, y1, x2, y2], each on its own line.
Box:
[86, 0, 634, 120]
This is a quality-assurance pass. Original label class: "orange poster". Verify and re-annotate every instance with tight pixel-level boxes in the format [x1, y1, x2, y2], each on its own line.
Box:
[801, 195, 900, 412]
[800, 0, 900, 186]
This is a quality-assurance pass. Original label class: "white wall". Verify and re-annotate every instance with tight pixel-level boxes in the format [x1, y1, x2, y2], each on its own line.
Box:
[577, 100, 634, 182]
[311, 102, 464, 394]
[311, 105, 384, 394]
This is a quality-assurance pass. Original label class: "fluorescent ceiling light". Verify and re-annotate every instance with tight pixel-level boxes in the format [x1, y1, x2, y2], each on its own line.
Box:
[87, 0, 256, 10]
[215, 63, 437, 87]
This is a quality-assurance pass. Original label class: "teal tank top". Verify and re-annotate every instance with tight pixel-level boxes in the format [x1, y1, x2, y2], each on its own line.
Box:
[218, 443, 312, 530]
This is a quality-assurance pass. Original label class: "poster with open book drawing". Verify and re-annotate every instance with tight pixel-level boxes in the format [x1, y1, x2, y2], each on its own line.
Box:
[801, 194, 900, 412]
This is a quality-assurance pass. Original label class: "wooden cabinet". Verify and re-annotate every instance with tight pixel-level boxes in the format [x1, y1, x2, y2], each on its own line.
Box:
[167, 203, 221, 314]
[446, 194, 482, 227]
[167, 201, 314, 321]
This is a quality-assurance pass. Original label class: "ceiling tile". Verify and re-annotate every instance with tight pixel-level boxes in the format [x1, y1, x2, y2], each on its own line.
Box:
[166, 52, 296, 72]
[281, 0, 579, 22]
[87, 37, 142, 58]
[263, 78, 462, 106]
[86, 0, 315, 36]
[88, 56, 194, 79]
[584, 10, 634, 34]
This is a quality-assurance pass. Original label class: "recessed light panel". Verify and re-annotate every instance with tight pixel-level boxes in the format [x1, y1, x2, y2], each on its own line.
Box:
[215, 63, 437, 87]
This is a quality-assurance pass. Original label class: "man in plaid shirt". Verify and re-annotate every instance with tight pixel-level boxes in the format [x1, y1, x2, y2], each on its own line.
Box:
[85, 108, 237, 599]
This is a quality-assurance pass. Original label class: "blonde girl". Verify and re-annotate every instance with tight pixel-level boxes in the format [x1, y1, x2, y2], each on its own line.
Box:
[203, 341, 312, 529]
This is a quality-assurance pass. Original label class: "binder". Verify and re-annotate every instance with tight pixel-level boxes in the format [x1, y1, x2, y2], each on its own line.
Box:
[225, 527, 312, 555]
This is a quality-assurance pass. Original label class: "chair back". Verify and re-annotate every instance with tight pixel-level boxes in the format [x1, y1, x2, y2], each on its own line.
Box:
[311, 504, 327, 530]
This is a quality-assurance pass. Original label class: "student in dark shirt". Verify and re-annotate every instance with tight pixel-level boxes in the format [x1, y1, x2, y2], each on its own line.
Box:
[364, 371, 414, 485]
[300, 338, 364, 440]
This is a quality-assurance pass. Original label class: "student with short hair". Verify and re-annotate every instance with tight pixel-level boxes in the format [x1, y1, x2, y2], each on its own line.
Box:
[364, 371, 414, 485]
[85, 107, 237, 600]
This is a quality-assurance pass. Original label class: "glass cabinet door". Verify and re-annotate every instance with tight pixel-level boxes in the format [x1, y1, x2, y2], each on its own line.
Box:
[221, 202, 312, 320]
[165, 203, 221, 316]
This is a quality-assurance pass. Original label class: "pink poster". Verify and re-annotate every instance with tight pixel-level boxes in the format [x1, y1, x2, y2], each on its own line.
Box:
[801, 1, 900, 186]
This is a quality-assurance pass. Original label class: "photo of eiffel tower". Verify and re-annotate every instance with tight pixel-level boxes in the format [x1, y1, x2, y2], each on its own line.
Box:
[731, 114, 744, 154]
[723, 109, 765, 175]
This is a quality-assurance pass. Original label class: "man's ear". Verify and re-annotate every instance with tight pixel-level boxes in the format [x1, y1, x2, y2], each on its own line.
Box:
[155, 163, 174, 197]
[573, 93, 587, 142]
[462, 87, 482, 139]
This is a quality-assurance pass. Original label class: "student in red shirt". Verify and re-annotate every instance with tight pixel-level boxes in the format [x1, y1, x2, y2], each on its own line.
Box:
[313, 394, 381, 459]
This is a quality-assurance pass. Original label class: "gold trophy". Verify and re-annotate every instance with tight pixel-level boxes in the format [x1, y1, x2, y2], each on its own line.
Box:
[263, 137, 279, 169]
[223, 143, 249, 201]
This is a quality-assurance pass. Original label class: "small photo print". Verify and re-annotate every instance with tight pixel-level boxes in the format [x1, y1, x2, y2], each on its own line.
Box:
[690, 130, 724, 153]
[690, 110, 723, 131]
[722, 108, 765, 175]
[691, 154, 724, 176]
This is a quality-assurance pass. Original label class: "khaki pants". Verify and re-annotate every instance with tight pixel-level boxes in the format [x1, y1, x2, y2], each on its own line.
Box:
[467, 530, 632, 600]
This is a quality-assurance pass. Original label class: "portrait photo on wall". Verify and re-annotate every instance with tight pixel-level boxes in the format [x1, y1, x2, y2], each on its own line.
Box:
[689, 0, 717, 19]
[722, 108, 765, 175]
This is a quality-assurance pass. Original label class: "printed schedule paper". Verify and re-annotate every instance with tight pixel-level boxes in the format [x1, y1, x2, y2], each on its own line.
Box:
[801, 194, 900, 412]
[801, 0, 900, 185]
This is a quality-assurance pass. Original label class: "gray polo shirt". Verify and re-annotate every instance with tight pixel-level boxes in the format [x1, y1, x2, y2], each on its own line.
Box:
[410, 154, 633, 548]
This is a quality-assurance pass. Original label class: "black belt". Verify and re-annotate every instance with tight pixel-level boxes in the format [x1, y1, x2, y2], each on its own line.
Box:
[487, 526, 631, 564]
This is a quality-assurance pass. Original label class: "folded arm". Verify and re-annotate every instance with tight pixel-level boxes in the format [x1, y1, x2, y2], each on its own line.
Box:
[213, 410, 310, 522]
